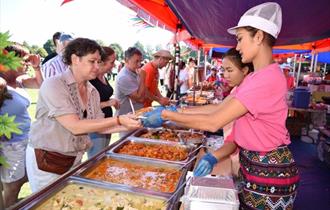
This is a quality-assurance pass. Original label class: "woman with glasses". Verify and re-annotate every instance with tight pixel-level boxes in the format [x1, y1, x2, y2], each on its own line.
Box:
[26, 38, 141, 193]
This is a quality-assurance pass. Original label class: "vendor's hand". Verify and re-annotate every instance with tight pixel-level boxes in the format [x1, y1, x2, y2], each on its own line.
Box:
[214, 80, 221, 87]
[159, 97, 170, 106]
[193, 153, 218, 177]
[109, 98, 120, 109]
[142, 106, 165, 128]
[118, 114, 142, 130]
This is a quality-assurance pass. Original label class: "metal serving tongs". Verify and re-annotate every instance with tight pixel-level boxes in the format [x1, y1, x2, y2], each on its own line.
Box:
[129, 98, 147, 119]
[177, 132, 187, 145]
[187, 144, 206, 157]
[163, 176, 192, 205]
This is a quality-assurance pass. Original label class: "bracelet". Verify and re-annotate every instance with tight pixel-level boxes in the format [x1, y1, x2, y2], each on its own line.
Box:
[116, 116, 122, 126]
[33, 65, 41, 70]
[180, 106, 186, 113]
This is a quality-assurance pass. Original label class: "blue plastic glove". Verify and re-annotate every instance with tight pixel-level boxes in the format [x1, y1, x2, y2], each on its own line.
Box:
[165, 105, 178, 112]
[214, 80, 221, 87]
[142, 106, 165, 128]
[193, 153, 218, 177]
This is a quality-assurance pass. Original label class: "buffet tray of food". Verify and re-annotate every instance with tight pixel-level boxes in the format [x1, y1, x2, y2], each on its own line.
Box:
[108, 138, 197, 165]
[73, 153, 189, 195]
[130, 128, 205, 145]
[183, 95, 210, 106]
[20, 176, 171, 210]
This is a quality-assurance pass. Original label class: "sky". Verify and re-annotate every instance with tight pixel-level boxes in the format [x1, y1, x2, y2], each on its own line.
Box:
[0, 0, 174, 50]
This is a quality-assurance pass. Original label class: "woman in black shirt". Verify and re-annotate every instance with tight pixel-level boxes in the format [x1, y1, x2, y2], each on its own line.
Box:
[88, 46, 120, 158]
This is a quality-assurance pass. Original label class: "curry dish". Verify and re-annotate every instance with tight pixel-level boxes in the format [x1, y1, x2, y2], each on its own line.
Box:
[117, 142, 188, 161]
[84, 158, 181, 193]
[140, 130, 179, 142]
[140, 130, 204, 143]
[34, 183, 167, 210]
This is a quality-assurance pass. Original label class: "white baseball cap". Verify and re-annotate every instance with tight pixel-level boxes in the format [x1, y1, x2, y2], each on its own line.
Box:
[227, 2, 282, 38]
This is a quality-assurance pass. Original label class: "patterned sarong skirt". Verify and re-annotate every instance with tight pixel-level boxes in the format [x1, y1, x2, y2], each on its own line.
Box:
[238, 145, 299, 210]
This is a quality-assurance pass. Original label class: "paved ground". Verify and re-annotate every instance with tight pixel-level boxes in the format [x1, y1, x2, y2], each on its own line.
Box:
[289, 138, 330, 210]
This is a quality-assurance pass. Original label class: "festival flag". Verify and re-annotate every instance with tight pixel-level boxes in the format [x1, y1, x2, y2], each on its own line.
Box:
[61, 0, 74, 6]
[130, 15, 154, 32]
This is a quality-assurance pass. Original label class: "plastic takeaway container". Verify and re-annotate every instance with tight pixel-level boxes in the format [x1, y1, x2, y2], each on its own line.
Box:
[292, 87, 311, 108]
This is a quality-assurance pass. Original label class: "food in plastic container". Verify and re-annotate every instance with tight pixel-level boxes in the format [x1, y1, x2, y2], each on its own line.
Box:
[181, 173, 239, 210]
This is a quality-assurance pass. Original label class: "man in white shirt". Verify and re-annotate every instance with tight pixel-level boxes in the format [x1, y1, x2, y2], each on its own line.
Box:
[41, 33, 73, 79]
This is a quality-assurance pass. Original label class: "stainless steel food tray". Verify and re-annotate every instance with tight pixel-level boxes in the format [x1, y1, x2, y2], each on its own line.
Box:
[73, 153, 188, 195]
[108, 138, 197, 165]
[130, 128, 205, 144]
[16, 176, 172, 210]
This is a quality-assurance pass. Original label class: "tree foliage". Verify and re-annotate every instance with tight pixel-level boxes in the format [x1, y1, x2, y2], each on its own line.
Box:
[36, 48, 48, 57]
[43, 39, 54, 55]
[96, 39, 106, 47]
[0, 31, 22, 72]
[145, 45, 154, 61]
[110, 43, 124, 61]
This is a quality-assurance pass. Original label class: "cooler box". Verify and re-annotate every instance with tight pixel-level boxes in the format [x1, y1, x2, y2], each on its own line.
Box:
[292, 87, 311, 108]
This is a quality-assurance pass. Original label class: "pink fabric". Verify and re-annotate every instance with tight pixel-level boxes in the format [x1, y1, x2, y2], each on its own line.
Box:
[223, 87, 237, 143]
[233, 63, 290, 152]
[286, 76, 295, 90]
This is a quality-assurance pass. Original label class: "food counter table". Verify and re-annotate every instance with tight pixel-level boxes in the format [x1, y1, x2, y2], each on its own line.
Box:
[12, 129, 201, 210]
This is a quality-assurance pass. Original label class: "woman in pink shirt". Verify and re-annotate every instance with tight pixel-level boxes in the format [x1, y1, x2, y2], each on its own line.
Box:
[142, 2, 299, 209]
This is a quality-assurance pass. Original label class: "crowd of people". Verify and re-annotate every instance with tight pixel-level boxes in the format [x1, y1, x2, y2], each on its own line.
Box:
[0, 2, 302, 209]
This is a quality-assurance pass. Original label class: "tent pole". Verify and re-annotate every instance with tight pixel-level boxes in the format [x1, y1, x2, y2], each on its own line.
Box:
[174, 23, 182, 101]
[193, 48, 201, 106]
[296, 54, 303, 87]
[313, 54, 318, 72]
[197, 48, 201, 83]
[204, 50, 207, 81]
[324, 63, 327, 78]
[310, 52, 314, 71]
[292, 54, 297, 78]
[174, 43, 180, 101]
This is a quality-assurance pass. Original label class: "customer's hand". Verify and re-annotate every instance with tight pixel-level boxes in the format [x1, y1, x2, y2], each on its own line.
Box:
[137, 68, 146, 79]
[193, 153, 218, 177]
[159, 97, 170, 106]
[142, 106, 165, 128]
[165, 105, 177, 112]
[27, 54, 41, 69]
[119, 114, 142, 130]
[109, 98, 120, 109]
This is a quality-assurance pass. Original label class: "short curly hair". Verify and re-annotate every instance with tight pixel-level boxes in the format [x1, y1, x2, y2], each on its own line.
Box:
[62, 38, 105, 65]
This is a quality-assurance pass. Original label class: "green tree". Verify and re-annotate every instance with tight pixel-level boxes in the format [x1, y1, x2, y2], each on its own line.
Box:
[145, 45, 154, 60]
[155, 44, 162, 52]
[109, 43, 124, 60]
[96, 39, 106, 47]
[30, 45, 39, 54]
[22, 41, 30, 51]
[36, 48, 48, 58]
[43, 39, 54, 55]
